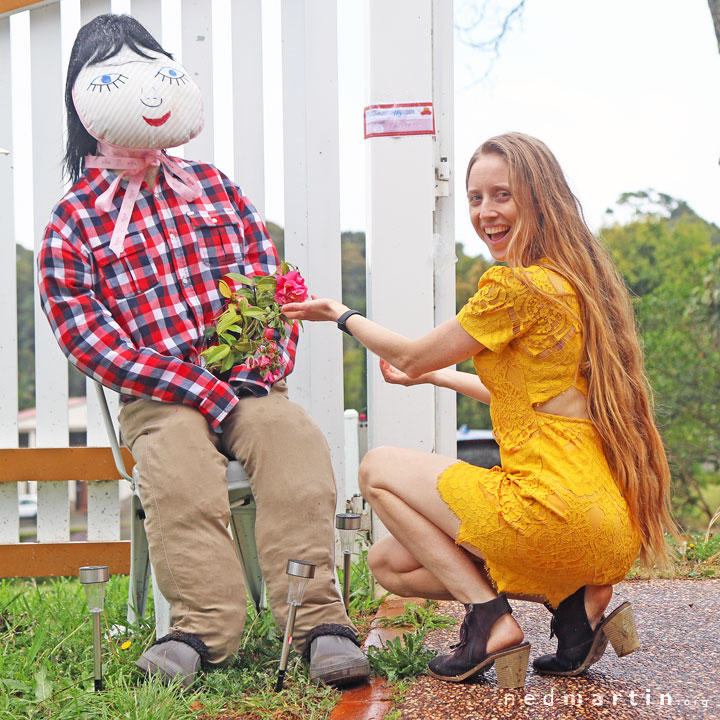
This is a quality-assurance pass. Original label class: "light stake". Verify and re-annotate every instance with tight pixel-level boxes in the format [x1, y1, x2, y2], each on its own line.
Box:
[335, 513, 361, 611]
[78, 566, 110, 691]
[276, 559, 316, 692]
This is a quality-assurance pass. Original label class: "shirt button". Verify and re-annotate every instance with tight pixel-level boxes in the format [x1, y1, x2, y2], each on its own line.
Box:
[211, 218, 218, 224]
[182, 277, 190, 285]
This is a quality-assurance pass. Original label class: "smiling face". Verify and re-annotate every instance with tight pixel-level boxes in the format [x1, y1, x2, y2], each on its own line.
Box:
[467, 152, 518, 263]
[72, 45, 203, 150]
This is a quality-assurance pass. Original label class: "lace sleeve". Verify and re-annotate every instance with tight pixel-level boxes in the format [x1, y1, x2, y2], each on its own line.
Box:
[457, 265, 537, 353]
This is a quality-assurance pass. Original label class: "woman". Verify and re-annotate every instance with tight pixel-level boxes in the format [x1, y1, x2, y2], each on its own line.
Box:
[282, 132, 676, 688]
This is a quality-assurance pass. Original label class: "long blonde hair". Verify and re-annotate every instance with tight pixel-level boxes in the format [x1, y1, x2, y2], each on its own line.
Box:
[467, 132, 678, 566]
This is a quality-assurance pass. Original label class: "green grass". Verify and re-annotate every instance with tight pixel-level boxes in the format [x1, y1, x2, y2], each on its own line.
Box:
[0, 577, 338, 720]
[626, 531, 720, 580]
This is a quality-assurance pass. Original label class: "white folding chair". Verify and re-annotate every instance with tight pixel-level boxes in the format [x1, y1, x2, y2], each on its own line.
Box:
[94, 382, 265, 638]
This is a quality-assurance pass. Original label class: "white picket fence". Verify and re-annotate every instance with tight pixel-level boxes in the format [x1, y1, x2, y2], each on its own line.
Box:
[0, 0, 457, 567]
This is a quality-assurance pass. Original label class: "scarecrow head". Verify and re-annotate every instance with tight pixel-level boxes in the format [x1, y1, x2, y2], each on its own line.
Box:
[64, 14, 203, 181]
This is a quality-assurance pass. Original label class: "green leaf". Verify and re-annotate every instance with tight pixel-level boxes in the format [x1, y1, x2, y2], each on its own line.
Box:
[241, 306, 267, 320]
[34, 668, 52, 702]
[203, 327, 217, 339]
[202, 345, 231, 365]
[216, 312, 241, 335]
[220, 351, 236, 373]
[219, 280, 232, 298]
[225, 272, 253, 286]
[234, 287, 255, 300]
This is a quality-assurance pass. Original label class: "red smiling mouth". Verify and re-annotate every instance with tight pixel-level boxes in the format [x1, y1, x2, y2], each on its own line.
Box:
[143, 111, 171, 127]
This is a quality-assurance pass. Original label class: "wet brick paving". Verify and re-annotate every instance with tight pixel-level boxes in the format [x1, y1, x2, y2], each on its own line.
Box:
[399, 579, 720, 720]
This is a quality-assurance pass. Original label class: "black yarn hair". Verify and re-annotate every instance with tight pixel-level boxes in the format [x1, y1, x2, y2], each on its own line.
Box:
[64, 14, 173, 183]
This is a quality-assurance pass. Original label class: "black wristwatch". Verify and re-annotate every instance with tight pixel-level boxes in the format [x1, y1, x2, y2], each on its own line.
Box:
[337, 309, 363, 337]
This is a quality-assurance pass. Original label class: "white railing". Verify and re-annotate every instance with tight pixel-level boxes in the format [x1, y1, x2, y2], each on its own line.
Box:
[0, 0, 457, 556]
[0, 0, 349, 547]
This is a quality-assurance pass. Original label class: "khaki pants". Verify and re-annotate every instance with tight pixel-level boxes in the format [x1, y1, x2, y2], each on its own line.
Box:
[119, 380, 354, 664]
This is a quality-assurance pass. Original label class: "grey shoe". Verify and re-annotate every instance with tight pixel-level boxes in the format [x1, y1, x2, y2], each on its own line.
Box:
[136, 640, 201, 688]
[308, 635, 370, 686]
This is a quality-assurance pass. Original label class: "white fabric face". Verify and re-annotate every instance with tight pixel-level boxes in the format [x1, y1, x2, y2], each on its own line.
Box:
[72, 45, 203, 150]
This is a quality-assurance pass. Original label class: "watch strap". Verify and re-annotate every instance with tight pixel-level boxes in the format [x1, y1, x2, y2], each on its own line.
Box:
[337, 309, 363, 337]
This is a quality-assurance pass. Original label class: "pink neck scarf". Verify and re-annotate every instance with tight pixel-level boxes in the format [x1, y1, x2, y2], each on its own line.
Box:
[84, 141, 203, 257]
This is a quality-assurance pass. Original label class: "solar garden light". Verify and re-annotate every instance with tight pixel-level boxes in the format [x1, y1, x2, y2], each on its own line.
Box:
[276, 559, 316, 692]
[335, 513, 361, 611]
[78, 565, 110, 691]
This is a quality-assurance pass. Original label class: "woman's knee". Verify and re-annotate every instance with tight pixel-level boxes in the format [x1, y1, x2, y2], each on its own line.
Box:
[368, 541, 415, 597]
[358, 446, 397, 497]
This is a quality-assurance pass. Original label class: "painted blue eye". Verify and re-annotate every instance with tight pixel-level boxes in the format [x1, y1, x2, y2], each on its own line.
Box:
[88, 73, 127, 92]
[156, 66, 188, 85]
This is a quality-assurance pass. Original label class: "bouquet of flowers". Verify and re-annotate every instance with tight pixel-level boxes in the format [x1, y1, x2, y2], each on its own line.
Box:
[201, 263, 308, 382]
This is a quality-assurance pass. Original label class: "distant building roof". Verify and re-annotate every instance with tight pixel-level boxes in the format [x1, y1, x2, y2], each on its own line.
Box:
[18, 397, 87, 433]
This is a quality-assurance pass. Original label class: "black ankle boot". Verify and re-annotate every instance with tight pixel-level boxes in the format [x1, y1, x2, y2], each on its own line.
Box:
[428, 594, 530, 688]
[533, 586, 640, 676]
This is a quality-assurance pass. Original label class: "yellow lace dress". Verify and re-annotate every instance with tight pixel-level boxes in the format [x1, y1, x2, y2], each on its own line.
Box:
[437, 263, 641, 607]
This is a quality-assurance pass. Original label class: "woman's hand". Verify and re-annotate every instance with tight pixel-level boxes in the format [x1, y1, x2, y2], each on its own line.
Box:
[379, 358, 438, 387]
[282, 296, 348, 323]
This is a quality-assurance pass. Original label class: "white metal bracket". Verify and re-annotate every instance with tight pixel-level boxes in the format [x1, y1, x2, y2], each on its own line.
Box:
[434, 155, 450, 197]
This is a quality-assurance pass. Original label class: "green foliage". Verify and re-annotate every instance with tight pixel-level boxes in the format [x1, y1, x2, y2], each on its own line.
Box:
[367, 631, 436, 683]
[375, 600, 454, 634]
[340, 232, 368, 414]
[601, 192, 720, 528]
[455, 244, 494, 429]
[366, 600, 455, 683]
[16, 244, 35, 411]
[0, 576, 337, 720]
[200, 265, 301, 377]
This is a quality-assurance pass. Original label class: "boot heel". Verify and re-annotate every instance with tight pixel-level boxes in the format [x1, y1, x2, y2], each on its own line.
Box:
[603, 603, 640, 658]
[494, 644, 530, 689]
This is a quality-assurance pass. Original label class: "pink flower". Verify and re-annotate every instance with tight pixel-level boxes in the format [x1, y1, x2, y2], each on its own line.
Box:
[256, 355, 272, 370]
[262, 366, 285, 383]
[274, 270, 308, 305]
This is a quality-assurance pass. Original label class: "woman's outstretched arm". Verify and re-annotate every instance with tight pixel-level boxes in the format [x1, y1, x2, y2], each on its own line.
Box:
[380, 360, 491, 404]
[281, 296, 485, 379]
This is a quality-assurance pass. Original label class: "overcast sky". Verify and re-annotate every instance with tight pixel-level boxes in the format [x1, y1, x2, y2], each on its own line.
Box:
[11, 1, 719, 260]
[295, 0, 720, 258]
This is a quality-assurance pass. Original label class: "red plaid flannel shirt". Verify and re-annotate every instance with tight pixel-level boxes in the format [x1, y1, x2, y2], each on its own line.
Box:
[38, 156, 299, 429]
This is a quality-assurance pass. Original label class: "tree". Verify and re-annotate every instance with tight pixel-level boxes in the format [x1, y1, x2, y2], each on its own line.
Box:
[709, 0, 720, 54]
[601, 193, 720, 525]
[455, 245, 493, 429]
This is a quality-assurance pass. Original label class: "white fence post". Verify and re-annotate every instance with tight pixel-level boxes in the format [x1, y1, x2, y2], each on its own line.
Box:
[280, 0, 346, 513]
[27, 3, 71, 543]
[365, 0, 436, 542]
[0, 14, 19, 544]
[432, 0, 457, 459]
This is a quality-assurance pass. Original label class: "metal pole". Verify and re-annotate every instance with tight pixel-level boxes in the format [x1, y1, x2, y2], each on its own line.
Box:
[92, 611, 103, 691]
[343, 550, 352, 610]
[276, 604, 298, 692]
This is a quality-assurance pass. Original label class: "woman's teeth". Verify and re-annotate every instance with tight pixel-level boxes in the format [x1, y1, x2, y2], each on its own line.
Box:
[485, 226, 510, 241]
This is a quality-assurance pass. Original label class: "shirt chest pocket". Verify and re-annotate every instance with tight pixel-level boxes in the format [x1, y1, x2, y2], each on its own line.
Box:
[94, 233, 159, 298]
[188, 209, 244, 269]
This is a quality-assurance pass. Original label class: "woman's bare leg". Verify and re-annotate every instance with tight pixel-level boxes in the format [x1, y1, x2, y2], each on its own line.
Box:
[359, 446, 523, 653]
[371, 534, 548, 605]
[369, 534, 455, 600]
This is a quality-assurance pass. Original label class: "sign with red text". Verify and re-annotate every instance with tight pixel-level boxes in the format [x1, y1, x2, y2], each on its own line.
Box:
[364, 102, 435, 139]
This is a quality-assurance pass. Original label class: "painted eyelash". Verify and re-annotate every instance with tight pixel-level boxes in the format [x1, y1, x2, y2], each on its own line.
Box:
[88, 73, 127, 92]
[155, 67, 188, 86]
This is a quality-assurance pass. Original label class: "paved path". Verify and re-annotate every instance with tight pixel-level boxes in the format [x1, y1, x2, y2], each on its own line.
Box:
[399, 579, 720, 720]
